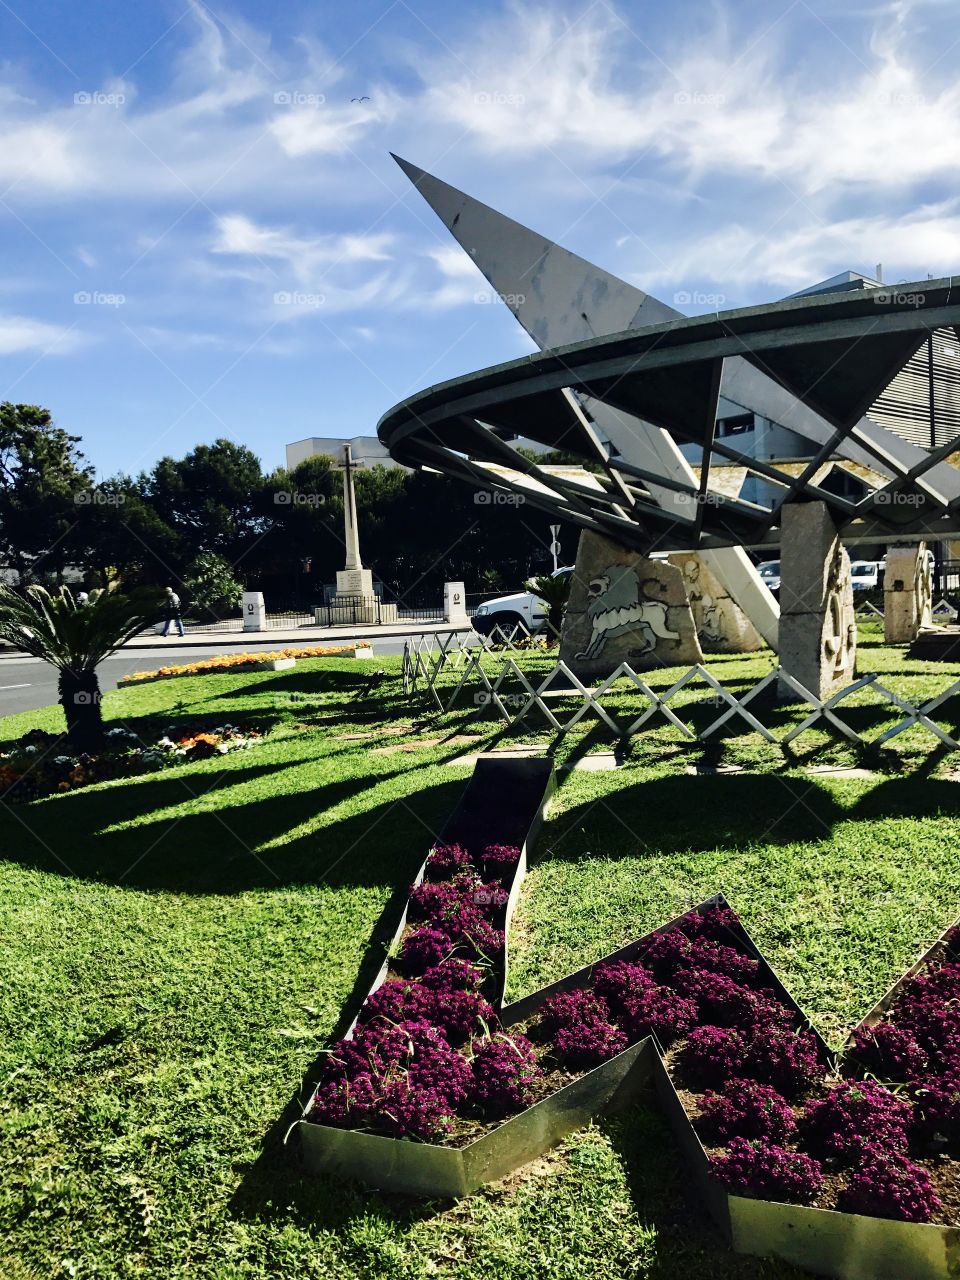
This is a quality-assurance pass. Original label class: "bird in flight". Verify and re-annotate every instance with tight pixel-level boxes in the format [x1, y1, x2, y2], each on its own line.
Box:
[351, 96, 371, 103]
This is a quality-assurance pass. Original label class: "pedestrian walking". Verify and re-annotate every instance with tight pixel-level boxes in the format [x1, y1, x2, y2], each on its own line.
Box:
[161, 586, 185, 637]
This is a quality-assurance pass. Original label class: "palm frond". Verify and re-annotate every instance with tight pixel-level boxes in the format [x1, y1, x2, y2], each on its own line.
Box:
[0, 584, 166, 671]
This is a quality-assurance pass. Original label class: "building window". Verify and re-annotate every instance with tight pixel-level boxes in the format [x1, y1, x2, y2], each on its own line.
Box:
[716, 413, 755, 438]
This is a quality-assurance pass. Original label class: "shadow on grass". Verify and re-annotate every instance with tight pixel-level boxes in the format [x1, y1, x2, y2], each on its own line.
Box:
[0, 752, 469, 894]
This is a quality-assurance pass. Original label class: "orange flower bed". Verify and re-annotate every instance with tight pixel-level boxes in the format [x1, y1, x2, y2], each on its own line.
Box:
[119, 646, 354, 685]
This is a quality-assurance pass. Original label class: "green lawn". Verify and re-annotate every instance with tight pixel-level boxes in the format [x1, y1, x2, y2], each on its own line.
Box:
[3, 646, 960, 1278]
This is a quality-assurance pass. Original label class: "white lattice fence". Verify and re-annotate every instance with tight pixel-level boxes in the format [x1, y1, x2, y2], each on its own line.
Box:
[423, 650, 960, 753]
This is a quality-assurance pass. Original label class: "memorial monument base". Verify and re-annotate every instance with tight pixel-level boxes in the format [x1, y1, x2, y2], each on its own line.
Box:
[777, 502, 856, 701]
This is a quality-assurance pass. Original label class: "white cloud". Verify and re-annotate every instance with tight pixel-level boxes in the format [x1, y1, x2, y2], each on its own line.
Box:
[642, 202, 960, 290]
[0, 316, 86, 355]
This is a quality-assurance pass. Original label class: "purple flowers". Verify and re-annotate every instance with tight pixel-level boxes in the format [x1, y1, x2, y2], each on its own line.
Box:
[912, 1070, 960, 1142]
[481, 843, 521, 882]
[553, 1018, 629, 1069]
[539, 987, 609, 1034]
[850, 1021, 927, 1081]
[745, 1027, 824, 1098]
[711, 1137, 823, 1204]
[471, 1032, 541, 1114]
[838, 1146, 942, 1223]
[399, 927, 456, 976]
[592, 960, 653, 1007]
[312, 1019, 473, 1141]
[424, 843, 472, 880]
[620, 984, 699, 1046]
[698, 1080, 796, 1144]
[802, 1081, 912, 1162]
[681, 1025, 749, 1087]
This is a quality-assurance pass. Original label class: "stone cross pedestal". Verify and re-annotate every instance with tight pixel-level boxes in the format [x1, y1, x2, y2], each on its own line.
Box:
[559, 530, 703, 679]
[667, 553, 765, 653]
[319, 442, 398, 626]
[884, 543, 932, 644]
[777, 502, 856, 701]
[242, 591, 266, 631]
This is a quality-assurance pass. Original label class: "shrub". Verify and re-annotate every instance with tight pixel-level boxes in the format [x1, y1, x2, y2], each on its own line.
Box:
[838, 1145, 942, 1222]
[399, 927, 455, 976]
[482, 843, 522, 882]
[407, 878, 474, 924]
[912, 1071, 960, 1142]
[712, 1137, 824, 1204]
[943, 925, 960, 962]
[639, 928, 692, 980]
[893, 983, 960, 1058]
[419, 959, 485, 994]
[379, 1079, 457, 1142]
[539, 987, 610, 1035]
[621, 985, 698, 1045]
[746, 1028, 824, 1098]
[429, 988, 495, 1045]
[310, 1072, 380, 1129]
[850, 1021, 927, 1081]
[682, 904, 743, 943]
[461, 918, 506, 964]
[680, 1026, 749, 1088]
[592, 960, 653, 1008]
[697, 1079, 796, 1144]
[425, 843, 472, 880]
[358, 978, 432, 1026]
[802, 1081, 912, 1162]
[553, 1016, 629, 1069]
[182, 551, 243, 616]
[674, 969, 790, 1032]
[471, 1032, 541, 1114]
[684, 936, 761, 985]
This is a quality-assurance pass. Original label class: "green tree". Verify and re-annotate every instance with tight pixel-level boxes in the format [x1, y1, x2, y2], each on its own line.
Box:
[0, 584, 164, 749]
[182, 552, 243, 619]
[143, 439, 267, 562]
[0, 403, 93, 584]
[525, 571, 571, 638]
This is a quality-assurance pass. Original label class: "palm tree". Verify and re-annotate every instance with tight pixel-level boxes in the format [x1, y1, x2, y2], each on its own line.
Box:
[0, 584, 165, 750]
[525, 572, 571, 642]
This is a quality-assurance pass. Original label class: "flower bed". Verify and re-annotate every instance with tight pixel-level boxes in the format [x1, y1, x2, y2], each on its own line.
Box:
[299, 841, 960, 1278]
[0, 722, 264, 801]
[119, 645, 353, 685]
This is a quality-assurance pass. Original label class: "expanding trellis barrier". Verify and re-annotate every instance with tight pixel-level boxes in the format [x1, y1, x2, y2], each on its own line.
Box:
[402, 633, 960, 753]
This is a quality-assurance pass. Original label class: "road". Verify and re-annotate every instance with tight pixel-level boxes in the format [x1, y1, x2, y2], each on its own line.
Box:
[0, 632, 458, 719]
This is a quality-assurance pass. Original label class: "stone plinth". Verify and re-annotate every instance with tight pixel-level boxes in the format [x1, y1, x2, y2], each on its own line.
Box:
[667, 553, 764, 653]
[316, 598, 398, 626]
[336, 567, 374, 596]
[444, 580, 469, 627]
[777, 502, 856, 701]
[884, 543, 932, 643]
[559, 530, 703, 679]
[242, 591, 266, 631]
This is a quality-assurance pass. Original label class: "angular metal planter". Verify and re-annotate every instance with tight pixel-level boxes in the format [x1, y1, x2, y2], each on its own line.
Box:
[296, 821, 960, 1279]
[650, 908, 960, 1280]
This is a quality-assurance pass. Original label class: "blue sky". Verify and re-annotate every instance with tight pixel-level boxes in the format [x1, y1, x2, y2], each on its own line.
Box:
[1, 0, 959, 479]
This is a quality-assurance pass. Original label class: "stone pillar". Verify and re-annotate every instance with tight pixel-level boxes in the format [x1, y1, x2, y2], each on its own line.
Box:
[559, 529, 703, 679]
[444, 581, 469, 627]
[777, 502, 856, 700]
[884, 543, 932, 644]
[242, 591, 266, 632]
[667, 553, 764, 653]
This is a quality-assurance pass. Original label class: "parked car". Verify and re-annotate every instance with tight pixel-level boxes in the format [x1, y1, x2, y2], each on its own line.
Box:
[850, 560, 881, 591]
[471, 567, 574, 636]
[756, 560, 781, 592]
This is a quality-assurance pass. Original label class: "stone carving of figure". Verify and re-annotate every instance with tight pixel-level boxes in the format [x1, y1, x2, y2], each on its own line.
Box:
[575, 565, 680, 660]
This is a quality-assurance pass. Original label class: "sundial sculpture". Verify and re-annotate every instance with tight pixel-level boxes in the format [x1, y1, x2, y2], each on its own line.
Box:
[379, 157, 960, 695]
